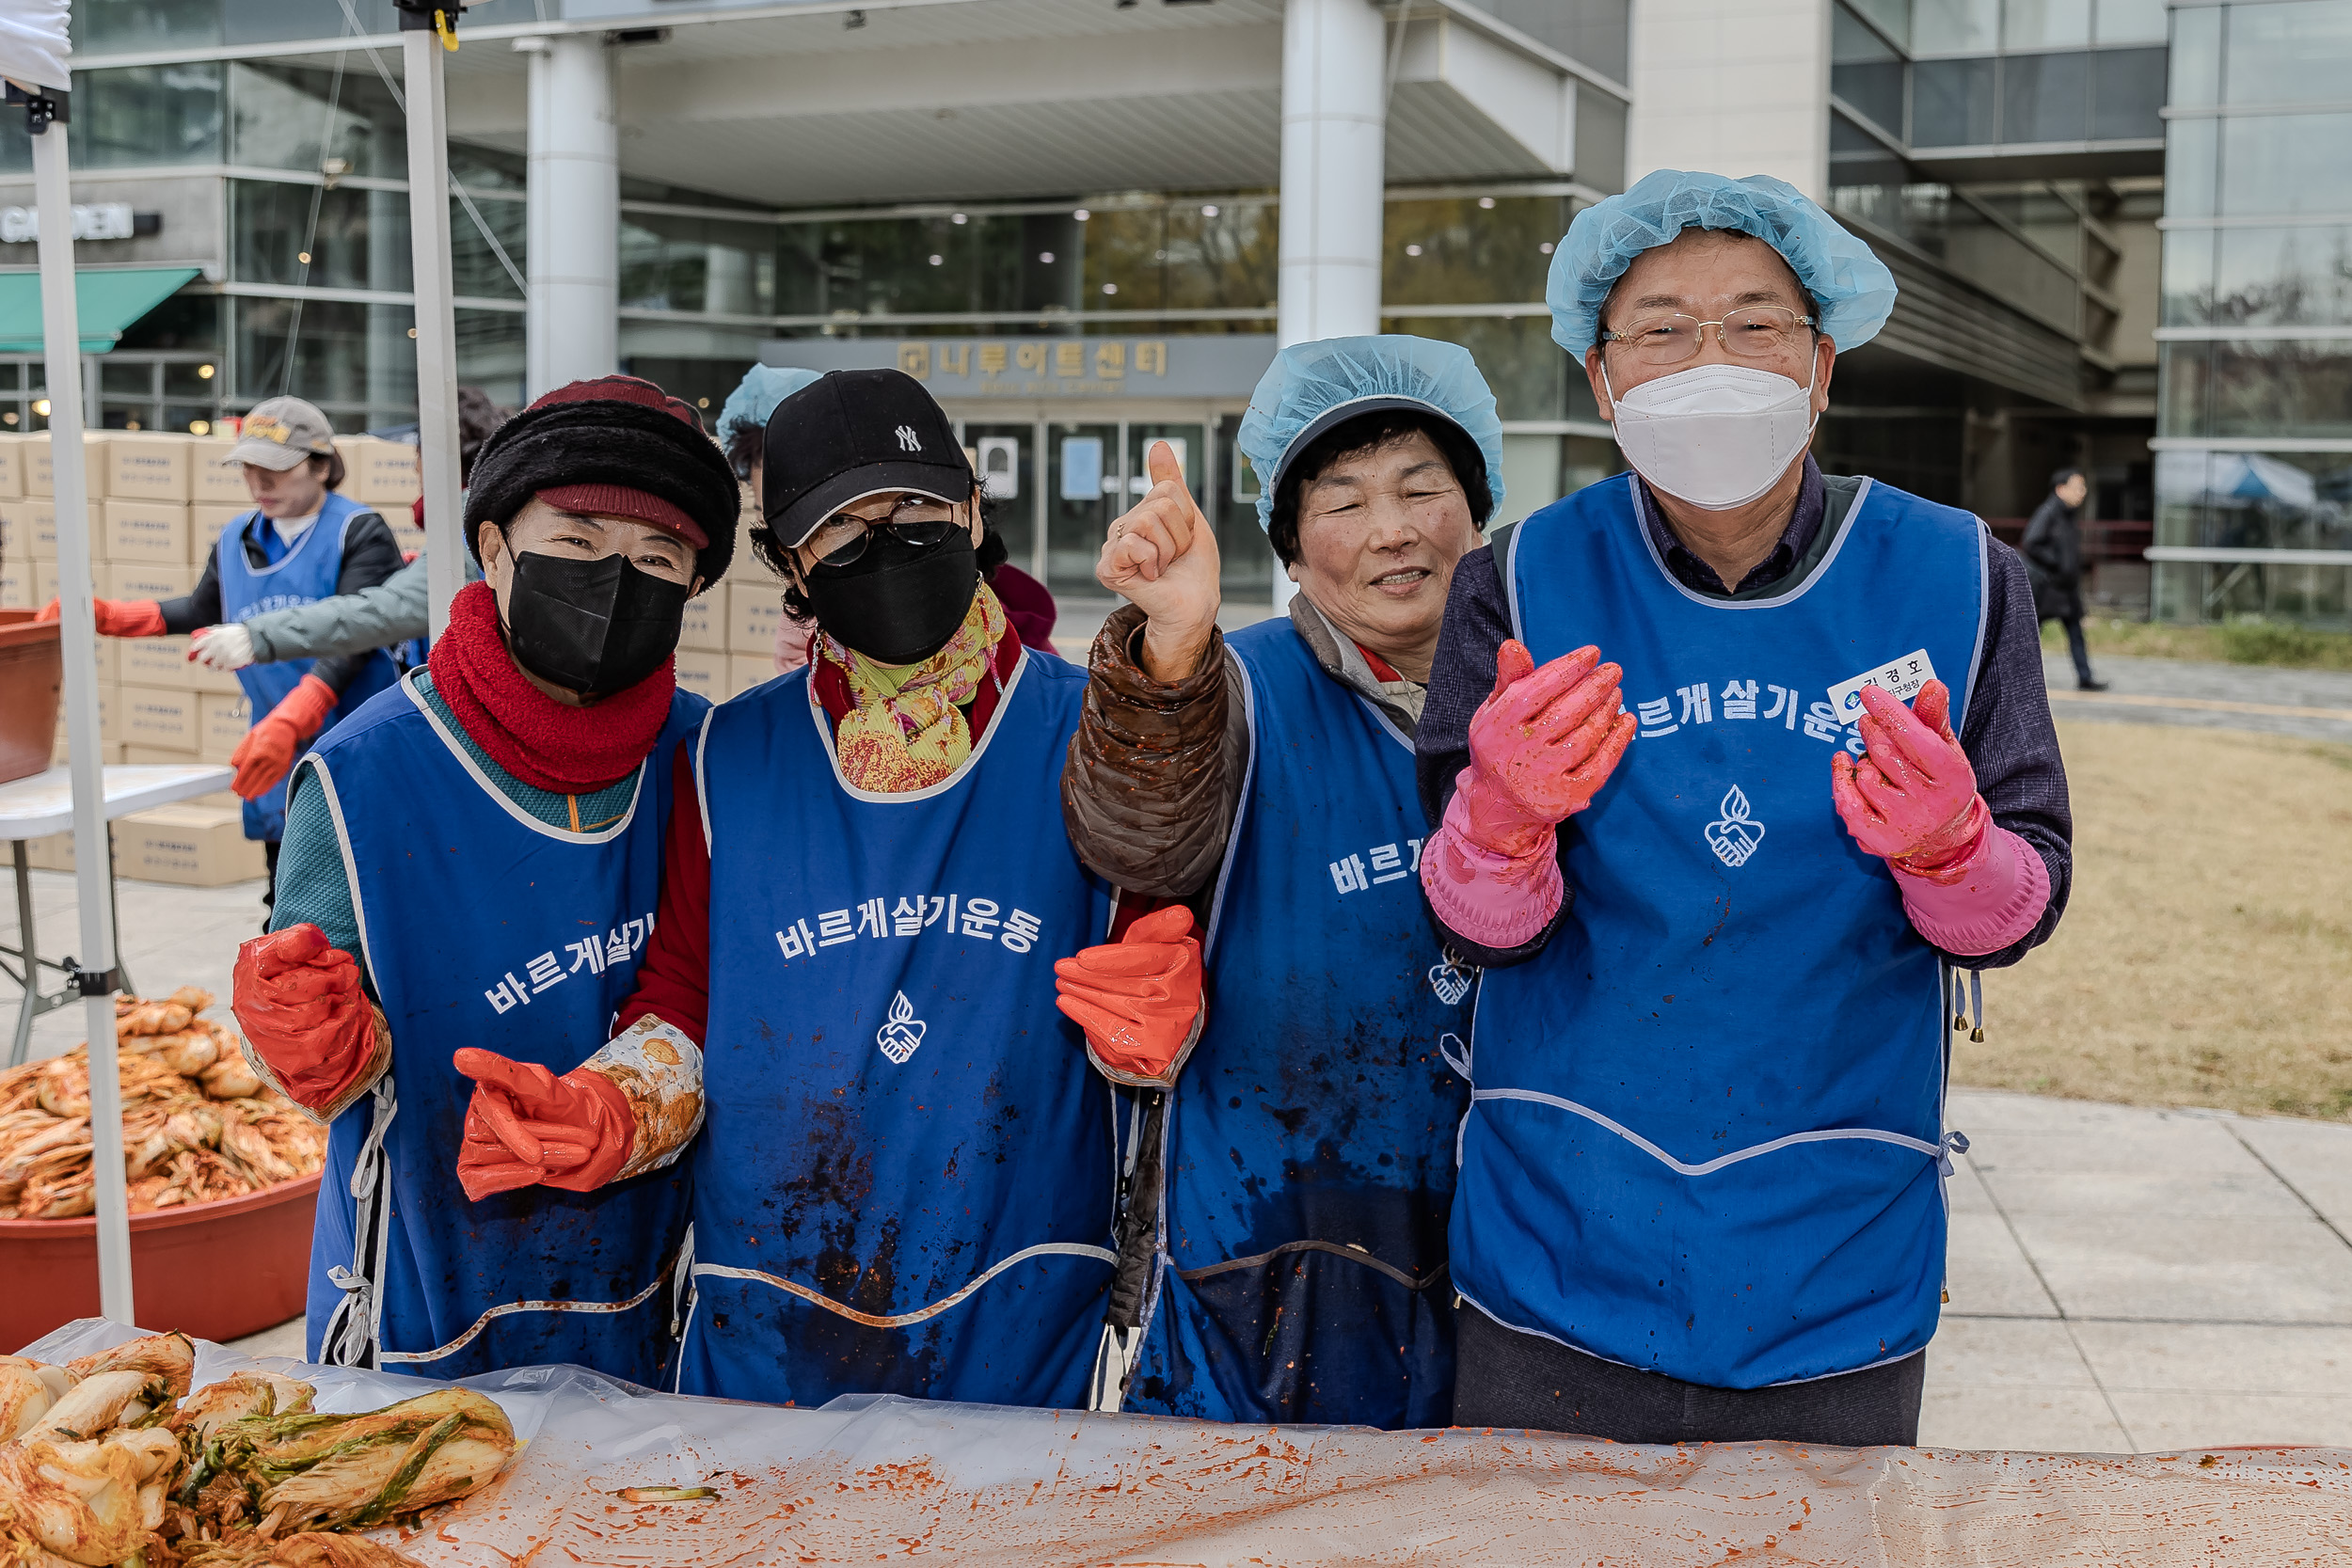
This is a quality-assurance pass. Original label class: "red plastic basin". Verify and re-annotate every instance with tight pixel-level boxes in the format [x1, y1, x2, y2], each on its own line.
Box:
[2, 1174, 319, 1354]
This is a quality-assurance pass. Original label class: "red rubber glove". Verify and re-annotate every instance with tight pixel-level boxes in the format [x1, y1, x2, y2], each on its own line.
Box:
[230, 673, 341, 801]
[1053, 906, 1203, 1086]
[1453, 641, 1637, 858]
[453, 1048, 635, 1201]
[230, 924, 388, 1116]
[37, 597, 166, 638]
[1830, 679, 1990, 883]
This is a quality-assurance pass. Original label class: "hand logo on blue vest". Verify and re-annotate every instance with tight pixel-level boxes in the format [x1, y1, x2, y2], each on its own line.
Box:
[1426, 959, 1474, 1006]
[878, 990, 928, 1064]
[1706, 785, 1767, 868]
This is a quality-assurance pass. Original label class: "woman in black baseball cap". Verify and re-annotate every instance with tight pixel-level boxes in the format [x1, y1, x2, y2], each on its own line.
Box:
[512, 367, 1197, 1414]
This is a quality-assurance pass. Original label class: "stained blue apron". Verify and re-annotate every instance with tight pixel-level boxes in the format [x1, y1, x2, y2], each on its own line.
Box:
[1123, 618, 1470, 1427]
[1458, 474, 1986, 1390]
[300, 669, 707, 1385]
[677, 650, 1119, 1409]
[215, 494, 400, 842]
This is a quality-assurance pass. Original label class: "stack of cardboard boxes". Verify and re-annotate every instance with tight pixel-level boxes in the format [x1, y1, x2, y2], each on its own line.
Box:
[0, 429, 421, 886]
[679, 485, 796, 704]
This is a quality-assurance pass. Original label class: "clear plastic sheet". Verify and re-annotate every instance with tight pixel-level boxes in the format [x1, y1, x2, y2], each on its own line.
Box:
[21, 1319, 2352, 1566]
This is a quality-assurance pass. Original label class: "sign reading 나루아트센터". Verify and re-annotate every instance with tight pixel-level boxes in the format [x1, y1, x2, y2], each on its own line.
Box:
[757, 335, 1279, 401]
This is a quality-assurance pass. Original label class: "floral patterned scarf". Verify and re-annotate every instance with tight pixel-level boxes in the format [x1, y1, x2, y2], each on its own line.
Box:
[818, 583, 1010, 793]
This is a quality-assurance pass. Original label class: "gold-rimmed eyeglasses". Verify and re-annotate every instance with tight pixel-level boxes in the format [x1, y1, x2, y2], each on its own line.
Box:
[804, 495, 960, 567]
[1599, 306, 1818, 368]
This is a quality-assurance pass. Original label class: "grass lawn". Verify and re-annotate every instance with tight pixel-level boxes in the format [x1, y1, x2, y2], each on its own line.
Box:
[2044, 616, 2352, 671]
[1953, 718, 2352, 1119]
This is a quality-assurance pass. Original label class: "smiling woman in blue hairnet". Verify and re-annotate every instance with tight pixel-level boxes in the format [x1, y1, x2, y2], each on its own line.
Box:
[1052, 335, 1507, 1427]
[1414, 171, 2074, 1448]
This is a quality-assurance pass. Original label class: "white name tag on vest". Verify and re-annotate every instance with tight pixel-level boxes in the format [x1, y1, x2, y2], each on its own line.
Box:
[1828, 649, 1938, 722]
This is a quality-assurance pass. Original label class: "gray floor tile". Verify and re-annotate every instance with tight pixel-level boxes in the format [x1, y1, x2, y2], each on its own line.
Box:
[1916, 1386, 2130, 1453]
[1972, 1167, 2312, 1221]
[1928, 1316, 2101, 1388]
[2010, 1212, 2352, 1324]
[1944, 1209, 2059, 1318]
[2229, 1117, 2352, 1240]
[2105, 1390, 2352, 1450]
[1963, 1119, 2270, 1180]
[224, 1316, 306, 1362]
[2074, 1322, 2352, 1397]
[1946, 1089, 2179, 1134]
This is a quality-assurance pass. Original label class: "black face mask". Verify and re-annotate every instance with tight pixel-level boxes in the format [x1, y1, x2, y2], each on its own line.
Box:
[802, 527, 978, 666]
[501, 549, 691, 699]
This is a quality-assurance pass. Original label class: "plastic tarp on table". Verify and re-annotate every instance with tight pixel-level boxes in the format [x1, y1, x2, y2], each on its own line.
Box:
[23, 1320, 2352, 1567]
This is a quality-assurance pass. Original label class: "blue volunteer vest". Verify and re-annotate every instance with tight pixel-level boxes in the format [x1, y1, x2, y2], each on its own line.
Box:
[1458, 474, 1986, 1390]
[215, 494, 400, 842]
[678, 651, 1119, 1409]
[1124, 618, 1470, 1428]
[299, 670, 707, 1385]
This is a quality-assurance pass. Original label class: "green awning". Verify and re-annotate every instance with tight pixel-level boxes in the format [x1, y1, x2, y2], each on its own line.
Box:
[0, 266, 202, 354]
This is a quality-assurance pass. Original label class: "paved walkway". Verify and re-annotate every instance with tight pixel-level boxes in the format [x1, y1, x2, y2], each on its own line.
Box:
[2045, 650, 2352, 744]
[12, 873, 2352, 1453]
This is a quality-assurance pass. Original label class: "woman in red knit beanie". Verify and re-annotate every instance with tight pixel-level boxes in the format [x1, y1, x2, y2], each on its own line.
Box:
[227, 375, 738, 1388]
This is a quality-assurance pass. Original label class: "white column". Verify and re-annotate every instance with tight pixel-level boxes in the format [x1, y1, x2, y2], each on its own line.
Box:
[1275, 0, 1388, 606]
[522, 34, 619, 396]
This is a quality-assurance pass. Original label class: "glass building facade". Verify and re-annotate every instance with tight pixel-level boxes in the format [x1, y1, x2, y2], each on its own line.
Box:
[2155, 0, 2352, 626]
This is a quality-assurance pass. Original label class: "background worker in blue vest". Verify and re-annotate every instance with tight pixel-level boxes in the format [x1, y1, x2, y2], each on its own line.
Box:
[38, 395, 405, 914]
[464, 368, 1194, 1410]
[1053, 337, 1511, 1426]
[227, 374, 731, 1382]
[1414, 171, 2074, 1447]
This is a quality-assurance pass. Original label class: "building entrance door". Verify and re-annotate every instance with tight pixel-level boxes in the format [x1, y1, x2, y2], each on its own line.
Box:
[1045, 420, 1124, 597]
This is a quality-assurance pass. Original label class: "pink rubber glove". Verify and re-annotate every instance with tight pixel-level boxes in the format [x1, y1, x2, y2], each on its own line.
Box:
[1830, 680, 1985, 879]
[1832, 679, 2050, 956]
[1421, 641, 1636, 949]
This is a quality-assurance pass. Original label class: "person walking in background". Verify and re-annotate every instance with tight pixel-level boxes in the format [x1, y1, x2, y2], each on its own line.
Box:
[186, 388, 511, 676]
[38, 395, 405, 915]
[2023, 467, 2106, 691]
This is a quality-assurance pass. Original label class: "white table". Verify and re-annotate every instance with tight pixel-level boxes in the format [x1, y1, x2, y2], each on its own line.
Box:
[0, 763, 237, 1066]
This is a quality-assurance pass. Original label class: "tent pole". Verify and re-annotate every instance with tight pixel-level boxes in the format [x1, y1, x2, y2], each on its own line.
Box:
[30, 92, 135, 1323]
[401, 8, 465, 639]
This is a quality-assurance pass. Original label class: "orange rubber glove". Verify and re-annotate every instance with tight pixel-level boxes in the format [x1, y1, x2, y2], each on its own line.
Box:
[1053, 905, 1203, 1086]
[1830, 679, 1989, 882]
[230, 924, 388, 1117]
[230, 673, 341, 801]
[37, 597, 166, 638]
[453, 1048, 635, 1201]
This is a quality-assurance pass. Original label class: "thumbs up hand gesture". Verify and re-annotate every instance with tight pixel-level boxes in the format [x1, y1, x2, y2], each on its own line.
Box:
[1096, 439, 1223, 682]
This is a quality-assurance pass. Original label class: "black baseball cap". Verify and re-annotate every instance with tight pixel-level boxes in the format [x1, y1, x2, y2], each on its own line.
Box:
[763, 369, 975, 549]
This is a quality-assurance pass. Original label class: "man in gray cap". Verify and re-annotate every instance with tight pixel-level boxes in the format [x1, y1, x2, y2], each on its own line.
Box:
[44, 394, 405, 911]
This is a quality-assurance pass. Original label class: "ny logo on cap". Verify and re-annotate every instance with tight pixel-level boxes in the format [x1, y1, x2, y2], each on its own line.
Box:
[895, 424, 922, 453]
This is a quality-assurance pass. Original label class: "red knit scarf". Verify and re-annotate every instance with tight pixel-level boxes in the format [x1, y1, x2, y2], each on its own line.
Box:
[428, 580, 675, 795]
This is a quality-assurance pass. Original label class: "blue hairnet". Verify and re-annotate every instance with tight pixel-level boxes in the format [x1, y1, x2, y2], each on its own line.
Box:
[716, 364, 821, 445]
[1236, 335, 1505, 531]
[1547, 170, 1898, 356]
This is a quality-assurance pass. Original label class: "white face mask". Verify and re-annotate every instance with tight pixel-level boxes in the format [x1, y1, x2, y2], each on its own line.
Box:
[1602, 360, 1820, 512]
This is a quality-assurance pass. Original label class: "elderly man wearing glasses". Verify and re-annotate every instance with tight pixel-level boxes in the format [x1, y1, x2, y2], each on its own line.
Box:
[1415, 171, 2073, 1447]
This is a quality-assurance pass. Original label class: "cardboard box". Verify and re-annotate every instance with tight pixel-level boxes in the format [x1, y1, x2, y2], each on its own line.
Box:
[342, 436, 421, 507]
[389, 520, 425, 559]
[119, 685, 200, 752]
[120, 744, 201, 765]
[43, 738, 126, 773]
[105, 562, 197, 602]
[189, 437, 249, 505]
[0, 560, 29, 610]
[191, 502, 247, 563]
[5, 499, 100, 564]
[728, 653, 777, 697]
[674, 649, 726, 705]
[107, 435, 195, 502]
[679, 584, 726, 653]
[121, 634, 194, 691]
[728, 581, 785, 655]
[103, 499, 193, 566]
[116, 803, 267, 886]
[55, 688, 119, 747]
[23, 831, 73, 871]
[191, 789, 241, 810]
[0, 435, 23, 499]
[199, 694, 251, 762]
[25, 434, 110, 500]
[182, 645, 244, 697]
